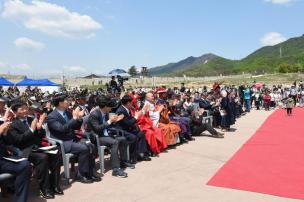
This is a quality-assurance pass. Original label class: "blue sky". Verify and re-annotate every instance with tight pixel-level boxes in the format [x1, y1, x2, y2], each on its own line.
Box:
[0, 0, 303, 77]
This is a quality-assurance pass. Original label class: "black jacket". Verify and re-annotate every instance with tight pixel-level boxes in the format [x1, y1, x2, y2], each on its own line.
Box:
[5, 117, 43, 150]
[46, 109, 82, 141]
[116, 106, 139, 133]
[4, 117, 45, 158]
[86, 108, 111, 137]
[0, 136, 9, 157]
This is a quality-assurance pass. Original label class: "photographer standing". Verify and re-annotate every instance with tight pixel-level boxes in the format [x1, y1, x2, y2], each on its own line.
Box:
[109, 76, 119, 93]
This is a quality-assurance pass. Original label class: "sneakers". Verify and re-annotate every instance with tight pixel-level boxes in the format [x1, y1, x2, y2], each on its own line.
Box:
[214, 132, 224, 138]
[112, 168, 128, 178]
[121, 161, 135, 169]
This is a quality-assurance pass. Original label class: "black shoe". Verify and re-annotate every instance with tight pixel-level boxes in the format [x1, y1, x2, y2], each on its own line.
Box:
[214, 133, 224, 138]
[138, 155, 152, 161]
[112, 168, 128, 178]
[121, 162, 135, 169]
[151, 153, 159, 157]
[76, 174, 94, 184]
[130, 159, 137, 164]
[218, 132, 225, 136]
[53, 187, 64, 195]
[40, 189, 55, 199]
[90, 174, 102, 182]
[186, 137, 195, 141]
[180, 137, 188, 144]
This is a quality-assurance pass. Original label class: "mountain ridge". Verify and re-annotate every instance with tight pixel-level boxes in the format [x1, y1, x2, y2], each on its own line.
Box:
[149, 35, 304, 76]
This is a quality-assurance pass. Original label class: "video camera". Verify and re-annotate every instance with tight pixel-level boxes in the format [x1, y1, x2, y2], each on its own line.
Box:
[117, 75, 128, 86]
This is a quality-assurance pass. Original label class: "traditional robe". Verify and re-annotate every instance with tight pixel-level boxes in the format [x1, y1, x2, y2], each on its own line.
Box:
[145, 100, 181, 145]
[129, 94, 167, 154]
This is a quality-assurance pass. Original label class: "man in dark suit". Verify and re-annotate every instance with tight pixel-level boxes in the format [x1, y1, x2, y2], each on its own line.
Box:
[0, 119, 31, 202]
[47, 95, 100, 183]
[86, 95, 131, 178]
[116, 95, 151, 162]
[5, 101, 61, 199]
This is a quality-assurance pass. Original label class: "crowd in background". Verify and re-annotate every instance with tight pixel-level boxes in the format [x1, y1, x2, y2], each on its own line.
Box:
[0, 79, 303, 202]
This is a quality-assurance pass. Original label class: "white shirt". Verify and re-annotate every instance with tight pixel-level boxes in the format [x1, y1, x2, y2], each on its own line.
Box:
[56, 108, 66, 119]
[144, 100, 160, 128]
[122, 105, 139, 119]
[122, 105, 130, 116]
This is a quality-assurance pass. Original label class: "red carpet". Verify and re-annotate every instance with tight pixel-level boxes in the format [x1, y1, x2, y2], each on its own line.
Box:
[207, 108, 304, 200]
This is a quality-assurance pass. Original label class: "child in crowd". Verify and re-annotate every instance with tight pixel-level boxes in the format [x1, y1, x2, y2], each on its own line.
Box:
[286, 94, 295, 116]
[263, 92, 271, 111]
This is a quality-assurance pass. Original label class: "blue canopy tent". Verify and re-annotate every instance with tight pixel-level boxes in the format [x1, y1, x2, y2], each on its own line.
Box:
[16, 78, 60, 93]
[16, 78, 60, 86]
[16, 78, 36, 86]
[0, 77, 14, 86]
[36, 79, 60, 86]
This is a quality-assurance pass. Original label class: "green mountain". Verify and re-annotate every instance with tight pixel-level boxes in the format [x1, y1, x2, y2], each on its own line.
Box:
[149, 53, 218, 75]
[149, 35, 304, 77]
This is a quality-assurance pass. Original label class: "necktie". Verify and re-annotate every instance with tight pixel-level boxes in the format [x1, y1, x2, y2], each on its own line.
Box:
[22, 120, 28, 127]
[22, 119, 31, 131]
[63, 112, 69, 123]
[102, 115, 109, 136]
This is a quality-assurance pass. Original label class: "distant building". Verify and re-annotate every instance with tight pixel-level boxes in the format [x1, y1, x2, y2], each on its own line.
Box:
[82, 74, 102, 79]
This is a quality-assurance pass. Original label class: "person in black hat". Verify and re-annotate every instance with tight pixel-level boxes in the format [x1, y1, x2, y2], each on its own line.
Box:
[86, 95, 131, 178]
[0, 118, 31, 202]
[5, 101, 62, 199]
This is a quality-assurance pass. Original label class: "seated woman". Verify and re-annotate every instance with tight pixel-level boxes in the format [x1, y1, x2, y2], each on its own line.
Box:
[157, 89, 190, 143]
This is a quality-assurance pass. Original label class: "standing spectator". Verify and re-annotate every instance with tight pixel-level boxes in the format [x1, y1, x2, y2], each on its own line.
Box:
[290, 85, 297, 104]
[253, 92, 262, 110]
[263, 92, 271, 111]
[220, 90, 231, 132]
[109, 76, 118, 94]
[299, 90, 304, 107]
[243, 86, 251, 112]
[180, 83, 186, 93]
[270, 91, 276, 108]
[286, 95, 295, 116]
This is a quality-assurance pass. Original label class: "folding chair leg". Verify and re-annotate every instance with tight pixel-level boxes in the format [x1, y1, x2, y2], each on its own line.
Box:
[126, 145, 130, 161]
[63, 157, 70, 182]
[71, 162, 75, 172]
[99, 146, 106, 175]
[1, 185, 7, 197]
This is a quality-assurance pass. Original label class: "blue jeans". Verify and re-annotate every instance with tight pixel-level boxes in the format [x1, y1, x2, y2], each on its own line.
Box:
[245, 99, 251, 112]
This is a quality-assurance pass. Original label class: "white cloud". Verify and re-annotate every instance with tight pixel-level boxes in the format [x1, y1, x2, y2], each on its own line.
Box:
[260, 32, 287, 46]
[0, 61, 9, 69]
[1, 0, 102, 39]
[14, 37, 45, 51]
[265, 0, 296, 4]
[0, 61, 31, 72]
[64, 66, 86, 72]
[16, 63, 31, 70]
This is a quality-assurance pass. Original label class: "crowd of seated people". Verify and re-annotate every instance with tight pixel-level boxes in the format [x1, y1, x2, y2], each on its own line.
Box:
[0, 80, 302, 201]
